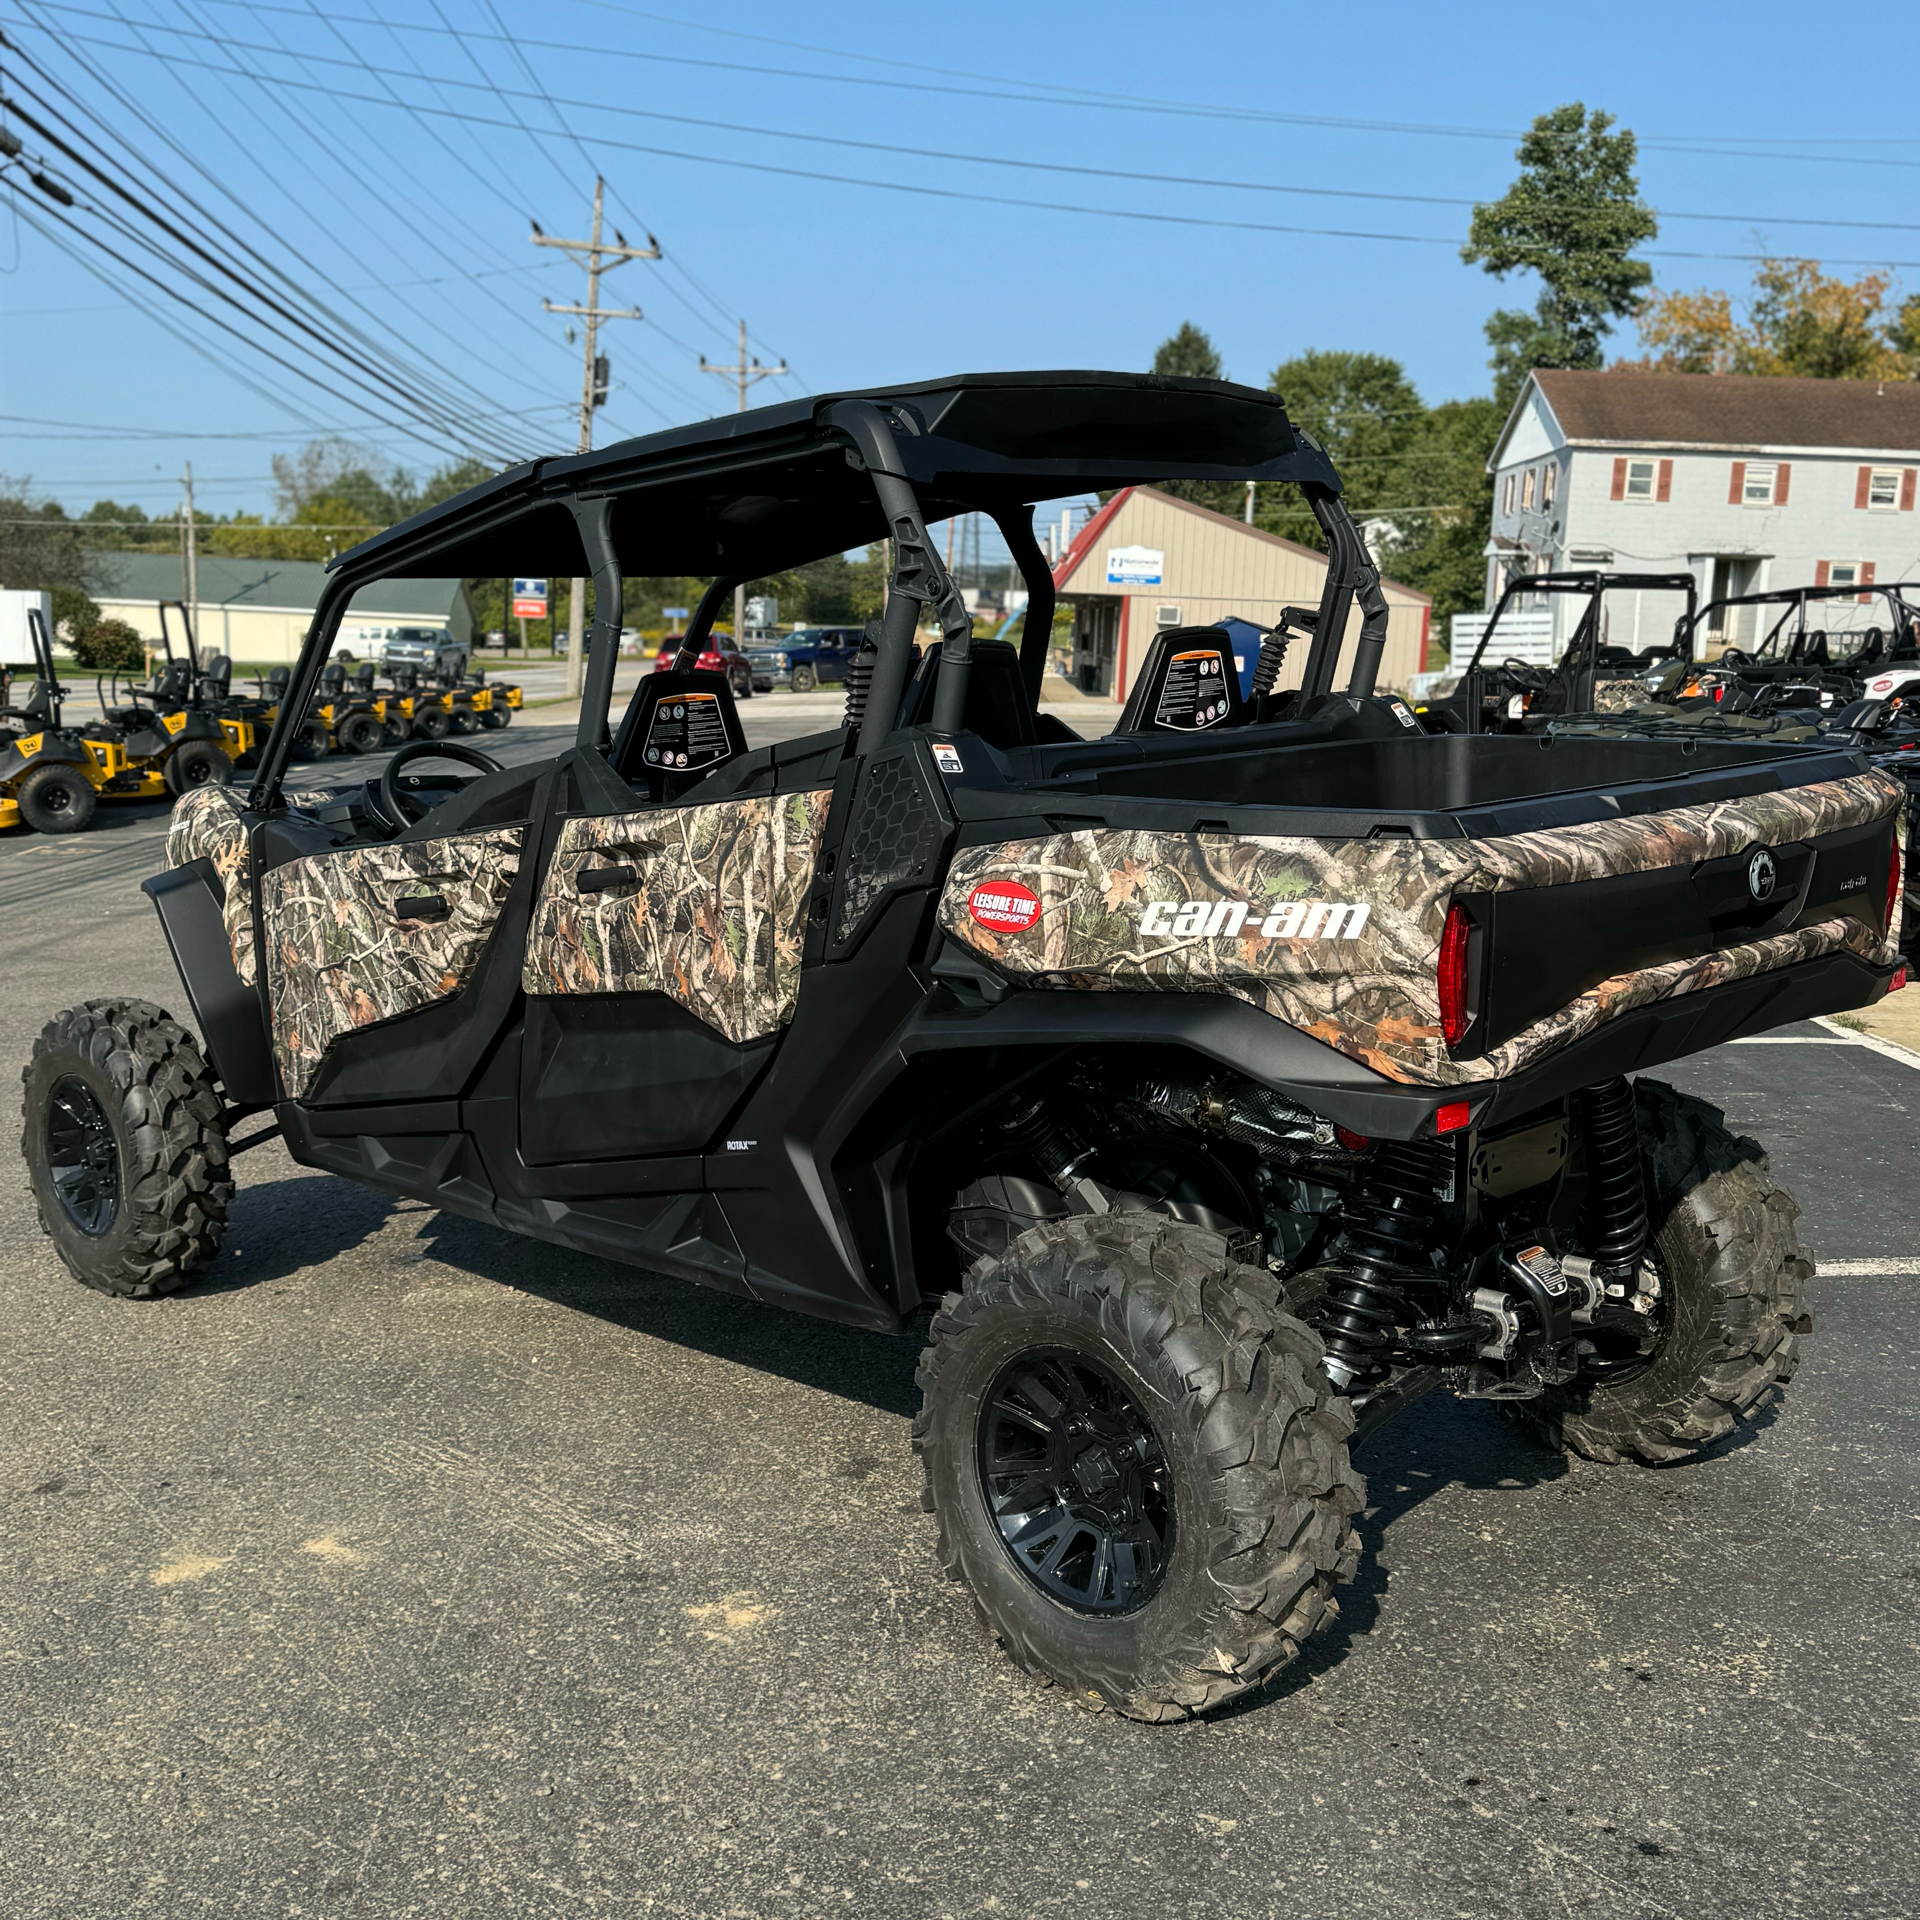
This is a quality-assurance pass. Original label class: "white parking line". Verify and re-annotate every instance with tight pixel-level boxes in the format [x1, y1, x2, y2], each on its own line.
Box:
[1725, 1019, 1920, 1070]
[1818, 1259, 1920, 1276]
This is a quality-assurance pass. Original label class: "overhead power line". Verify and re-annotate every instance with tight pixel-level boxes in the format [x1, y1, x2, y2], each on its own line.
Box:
[35, 5, 1920, 235]
[32, 15, 1920, 270]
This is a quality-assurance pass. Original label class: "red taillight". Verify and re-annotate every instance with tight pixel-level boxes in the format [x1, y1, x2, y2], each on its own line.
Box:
[1713, 683, 1725, 702]
[1889, 840, 1903, 936]
[1891, 968, 1908, 993]
[1435, 1100, 1472, 1135]
[1438, 903, 1472, 1047]
[1334, 1125, 1370, 1151]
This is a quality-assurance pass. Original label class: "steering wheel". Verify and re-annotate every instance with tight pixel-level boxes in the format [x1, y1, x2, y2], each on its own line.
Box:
[374, 738, 503, 831]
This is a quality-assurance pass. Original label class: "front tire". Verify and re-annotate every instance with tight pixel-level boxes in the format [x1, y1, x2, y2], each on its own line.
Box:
[21, 1000, 232, 1298]
[789, 663, 817, 694]
[915, 1215, 1364, 1721]
[16, 762, 98, 834]
[1512, 1077, 1811, 1464]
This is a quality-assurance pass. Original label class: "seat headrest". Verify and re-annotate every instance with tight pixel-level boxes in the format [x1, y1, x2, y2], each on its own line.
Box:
[897, 638, 1035, 751]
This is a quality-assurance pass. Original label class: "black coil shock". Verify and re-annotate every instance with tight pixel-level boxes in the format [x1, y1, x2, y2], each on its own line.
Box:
[841, 622, 883, 733]
[1578, 1077, 1648, 1285]
[999, 1092, 1095, 1194]
[1318, 1140, 1450, 1389]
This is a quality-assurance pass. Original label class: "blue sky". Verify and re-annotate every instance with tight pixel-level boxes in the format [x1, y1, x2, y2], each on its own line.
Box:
[3, 0, 1917, 522]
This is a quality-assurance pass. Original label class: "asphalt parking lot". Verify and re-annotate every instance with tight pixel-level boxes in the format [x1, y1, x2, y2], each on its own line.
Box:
[3, 723, 1917, 1920]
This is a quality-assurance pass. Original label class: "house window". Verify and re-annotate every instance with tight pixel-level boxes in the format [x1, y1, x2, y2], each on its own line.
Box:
[1868, 468, 1902, 510]
[1624, 459, 1657, 501]
[1828, 562, 1859, 590]
[1502, 472, 1516, 515]
[1542, 463, 1556, 509]
[1521, 467, 1536, 511]
[1743, 463, 1778, 506]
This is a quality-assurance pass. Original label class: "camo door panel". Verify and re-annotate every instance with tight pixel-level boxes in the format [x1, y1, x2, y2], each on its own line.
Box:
[261, 828, 524, 1096]
[164, 783, 347, 986]
[523, 790, 830, 1042]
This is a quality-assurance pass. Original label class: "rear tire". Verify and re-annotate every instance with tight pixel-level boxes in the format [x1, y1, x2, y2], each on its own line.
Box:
[447, 704, 476, 736]
[336, 712, 385, 755]
[292, 718, 332, 761]
[21, 999, 231, 1299]
[163, 739, 233, 795]
[16, 762, 98, 834]
[1508, 1077, 1811, 1465]
[412, 702, 451, 742]
[478, 706, 510, 730]
[915, 1214, 1364, 1721]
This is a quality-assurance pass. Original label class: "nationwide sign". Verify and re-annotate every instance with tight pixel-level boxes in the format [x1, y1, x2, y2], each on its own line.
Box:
[512, 576, 550, 619]
[1105, 544, 1164, 586]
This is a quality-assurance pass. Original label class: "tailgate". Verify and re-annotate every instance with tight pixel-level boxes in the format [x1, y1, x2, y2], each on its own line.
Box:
[937, 767, 1905, 1088]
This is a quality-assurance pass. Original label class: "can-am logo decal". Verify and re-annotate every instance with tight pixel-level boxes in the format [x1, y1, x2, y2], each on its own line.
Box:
[968, 880, 1043, 932]
[1139, 897, 1372, 940]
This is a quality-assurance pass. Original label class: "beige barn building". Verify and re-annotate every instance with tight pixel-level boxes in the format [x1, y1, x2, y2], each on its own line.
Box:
[1051, 486, 1431, 701]
[90, 553, 470, 666]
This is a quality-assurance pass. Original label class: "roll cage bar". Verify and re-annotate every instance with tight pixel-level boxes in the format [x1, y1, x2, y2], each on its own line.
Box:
[1676, 582, 1920, 667]
[245, 373, 1389, 809]
[1465, 571, 1699, 677]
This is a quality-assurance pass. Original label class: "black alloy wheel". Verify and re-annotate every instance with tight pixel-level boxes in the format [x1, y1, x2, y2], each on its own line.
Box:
[44, 1076, 119, 1236]
[976, 1346, 1173, 1615]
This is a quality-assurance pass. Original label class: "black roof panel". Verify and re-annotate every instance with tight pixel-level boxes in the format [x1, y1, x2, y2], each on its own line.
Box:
[331, 371, 1337, 583]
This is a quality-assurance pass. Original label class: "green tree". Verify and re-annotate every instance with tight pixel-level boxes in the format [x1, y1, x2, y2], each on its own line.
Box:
[1379, 397, 1506, 637]
[1257, 350, 1426, 548]
[0, 483, 103, 598]
[1151, 322, 1224, 381]
[1463, 103, 1658, 405]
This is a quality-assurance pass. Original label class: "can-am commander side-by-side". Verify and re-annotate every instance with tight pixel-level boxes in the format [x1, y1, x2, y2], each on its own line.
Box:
[22, 374, 1903, 1721]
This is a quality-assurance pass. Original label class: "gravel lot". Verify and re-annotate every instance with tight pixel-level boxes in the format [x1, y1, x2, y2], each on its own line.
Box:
[2, 725, 1915, 1919]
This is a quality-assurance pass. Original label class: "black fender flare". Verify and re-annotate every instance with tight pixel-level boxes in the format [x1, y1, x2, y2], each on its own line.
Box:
[141, 858, 276, 1106]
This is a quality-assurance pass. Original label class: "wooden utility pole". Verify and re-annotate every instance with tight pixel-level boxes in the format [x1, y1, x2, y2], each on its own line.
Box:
[535, 179, 658, 696]
[700, 320, 786, 649]
[180, 461, 199, 654]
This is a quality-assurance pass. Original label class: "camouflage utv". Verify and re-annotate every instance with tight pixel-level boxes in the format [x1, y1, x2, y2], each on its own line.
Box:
[22, 375, 1906, 1722]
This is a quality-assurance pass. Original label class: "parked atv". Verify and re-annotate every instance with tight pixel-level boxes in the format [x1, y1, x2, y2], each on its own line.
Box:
[23, 374, 1903, 1723]
[1418, 571, 1695, 733]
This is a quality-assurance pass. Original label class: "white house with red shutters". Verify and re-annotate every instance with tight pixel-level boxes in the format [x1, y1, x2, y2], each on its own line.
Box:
[1484, 369, 1920, 654]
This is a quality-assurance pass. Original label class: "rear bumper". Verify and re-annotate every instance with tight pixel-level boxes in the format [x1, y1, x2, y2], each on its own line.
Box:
[906, 945, 1903, 1141]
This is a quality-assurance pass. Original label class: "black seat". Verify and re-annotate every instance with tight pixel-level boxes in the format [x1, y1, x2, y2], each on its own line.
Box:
[200, 652, 233, 699]
[319, 662, 346, 697]
[897, 639, 1036, 751]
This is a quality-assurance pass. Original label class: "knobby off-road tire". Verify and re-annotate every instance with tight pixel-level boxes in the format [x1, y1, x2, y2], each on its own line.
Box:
[915, 1214, 1365, 1722]
[1511, 1076, 1811, 1465]
[21, 999, 232, 1299]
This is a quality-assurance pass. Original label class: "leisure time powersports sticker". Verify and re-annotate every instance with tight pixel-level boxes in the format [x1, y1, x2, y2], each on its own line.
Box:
[967, 880, 1043, 932]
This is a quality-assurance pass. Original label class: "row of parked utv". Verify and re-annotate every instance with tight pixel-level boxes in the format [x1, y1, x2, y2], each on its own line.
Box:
[0, 600, 521, 836]
[1414, 570, 1920, 952]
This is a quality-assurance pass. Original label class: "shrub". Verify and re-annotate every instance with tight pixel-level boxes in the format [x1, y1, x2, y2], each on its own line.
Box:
[72, 618, 147, 675]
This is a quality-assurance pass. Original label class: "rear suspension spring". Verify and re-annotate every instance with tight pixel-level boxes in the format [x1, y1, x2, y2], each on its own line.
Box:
[1578, 1077, 1648, 1286]
[1318, 1139, 1451, 1390]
